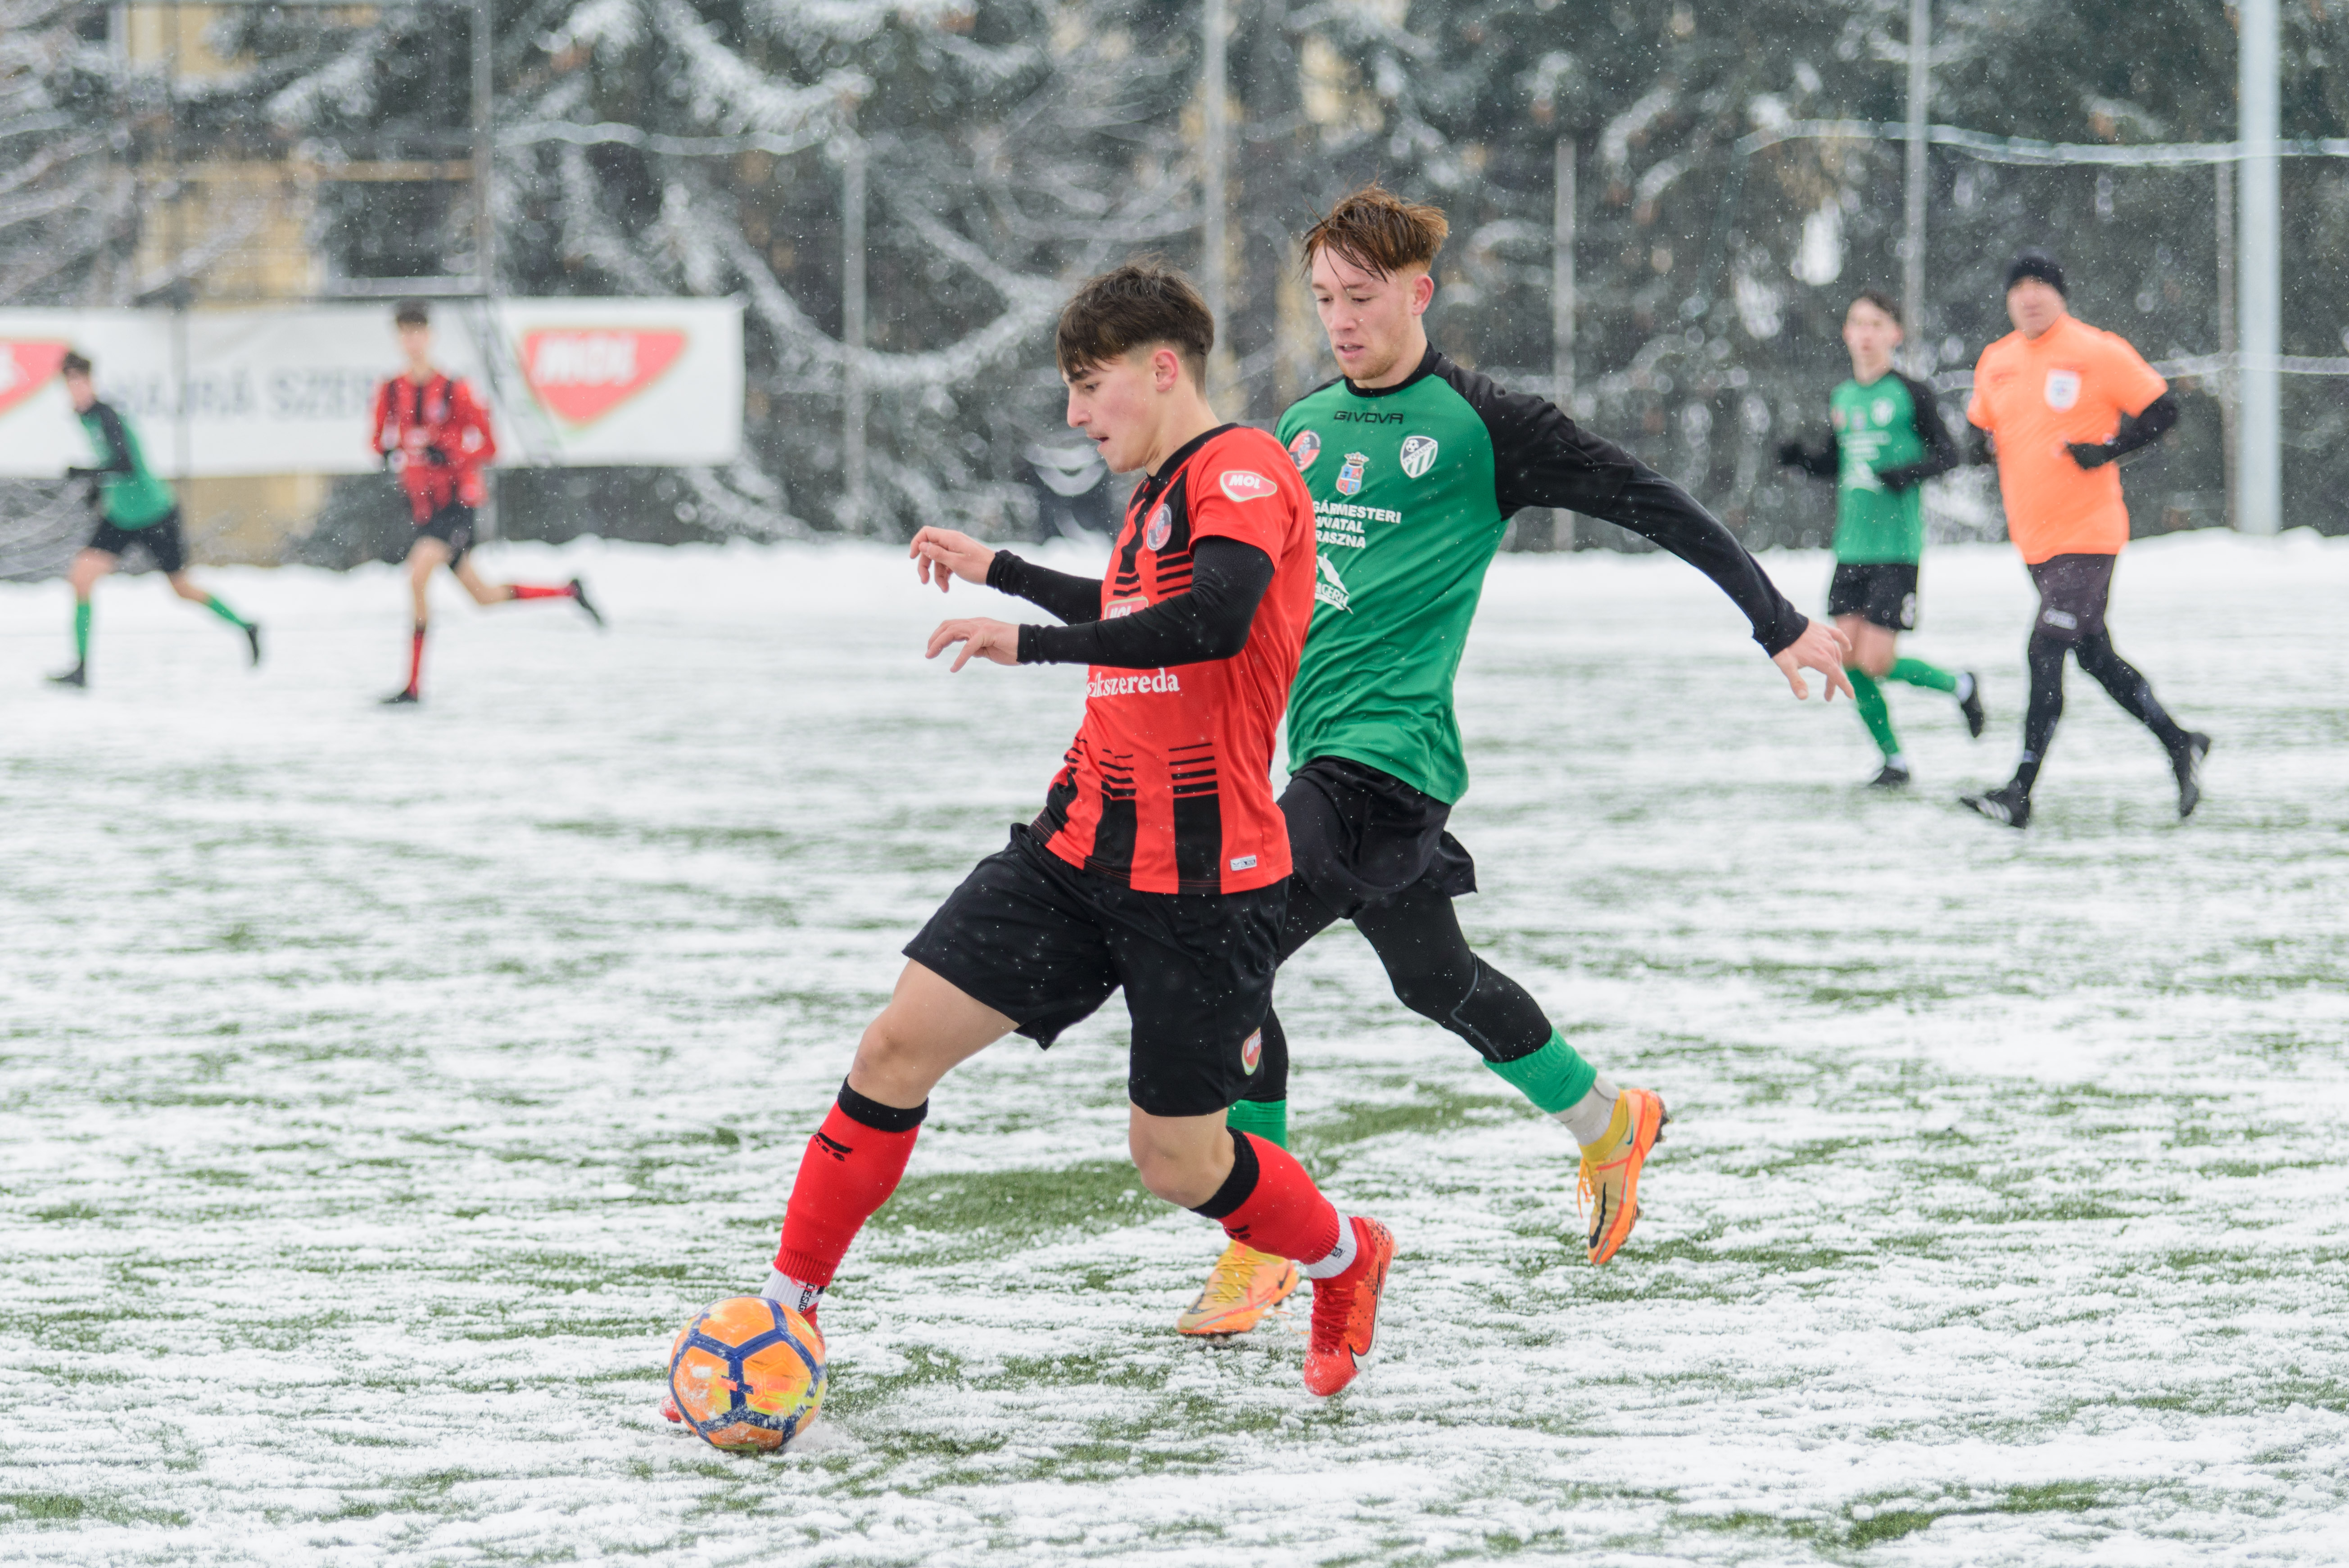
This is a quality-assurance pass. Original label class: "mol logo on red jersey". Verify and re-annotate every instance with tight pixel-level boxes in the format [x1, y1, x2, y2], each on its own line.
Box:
[521, 329, 687, 424]
[1219, 469, 1276, 502]
[0, 340, 69, 418]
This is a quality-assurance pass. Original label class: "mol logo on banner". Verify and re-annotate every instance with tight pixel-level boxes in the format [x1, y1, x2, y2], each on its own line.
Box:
[0, 341, 69, 418]
[521, 329, 687, 424]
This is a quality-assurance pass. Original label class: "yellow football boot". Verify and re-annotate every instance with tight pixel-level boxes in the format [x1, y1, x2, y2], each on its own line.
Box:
[1578, 1086, 1669, 1265]
[1176, 1239, 1300, 1336]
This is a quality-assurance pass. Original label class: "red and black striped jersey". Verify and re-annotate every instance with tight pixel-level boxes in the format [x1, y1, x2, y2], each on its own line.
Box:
[1034, 425, 1316, 895]
[371, 372, 496, 521]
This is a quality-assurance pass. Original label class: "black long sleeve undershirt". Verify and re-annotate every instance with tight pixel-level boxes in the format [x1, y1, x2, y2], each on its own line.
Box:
[1872, 373, 1963, 490]
[984, 548, 1104, 625]
[991, 537, 1276, 670]
[66, 403, 137, 481]
[1421, 352, 1808, 655]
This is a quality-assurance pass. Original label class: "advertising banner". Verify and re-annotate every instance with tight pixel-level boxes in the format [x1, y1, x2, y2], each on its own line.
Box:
[0, 298, 742, 478]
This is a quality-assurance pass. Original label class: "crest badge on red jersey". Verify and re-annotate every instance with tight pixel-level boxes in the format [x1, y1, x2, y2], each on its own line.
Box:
[1143, 502, 1172, 550]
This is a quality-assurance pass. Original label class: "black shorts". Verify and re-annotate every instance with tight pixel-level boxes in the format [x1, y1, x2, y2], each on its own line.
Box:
[1281, 755, 1476, 922]
[904, 825, 1285, 1118]
[414, 502, 478, 568]
[87, 511, 185, 574]
[1827, 562, 1919, 632]
[2027, 553, 2115, 644]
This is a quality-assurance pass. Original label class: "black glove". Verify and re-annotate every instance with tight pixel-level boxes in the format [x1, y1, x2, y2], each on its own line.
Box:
[2066, 441, 2116, 470]
[1774, 440, 1807, 467]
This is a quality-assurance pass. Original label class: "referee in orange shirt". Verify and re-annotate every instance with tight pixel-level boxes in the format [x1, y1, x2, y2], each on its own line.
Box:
[1958, 250, 2209, 829]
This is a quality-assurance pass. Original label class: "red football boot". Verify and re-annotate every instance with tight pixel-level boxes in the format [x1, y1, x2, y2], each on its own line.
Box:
[1302, 1217, 1394, 1396]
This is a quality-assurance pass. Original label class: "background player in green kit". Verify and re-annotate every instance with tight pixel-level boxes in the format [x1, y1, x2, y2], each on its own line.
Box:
[48, 352, 260, 689]
[1778, 291, 1978, 787]
[1142, 186, 1854, 1333]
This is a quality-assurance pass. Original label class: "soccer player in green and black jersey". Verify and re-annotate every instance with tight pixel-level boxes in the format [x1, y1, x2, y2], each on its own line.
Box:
[1148, 186, 1856, 1331]
[48, 352, 260, 688]
[1777, 291, 1980, 786]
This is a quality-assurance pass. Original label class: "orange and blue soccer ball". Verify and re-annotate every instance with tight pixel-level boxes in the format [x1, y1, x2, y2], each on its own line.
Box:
[667, 1296, 826, 1453]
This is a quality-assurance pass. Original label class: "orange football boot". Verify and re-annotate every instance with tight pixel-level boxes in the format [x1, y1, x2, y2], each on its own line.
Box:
[1579, 1087, 1668, 1265]
[1177, 1240, 1301, 1336]
[1302, 1217, 1394, 1396]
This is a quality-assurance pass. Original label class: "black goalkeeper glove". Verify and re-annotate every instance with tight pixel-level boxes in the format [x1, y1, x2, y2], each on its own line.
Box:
[2066, 441, 2117, 470]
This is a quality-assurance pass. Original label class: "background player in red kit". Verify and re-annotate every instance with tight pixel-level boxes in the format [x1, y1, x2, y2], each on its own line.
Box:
[371, 299, 600, 704]
[731, 263, 1396, 1399]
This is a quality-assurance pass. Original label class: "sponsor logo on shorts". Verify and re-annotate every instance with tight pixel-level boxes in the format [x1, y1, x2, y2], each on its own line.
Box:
[1240, 1028, 1263, 1072]
[1900, 592, 1918, 629]
[2044, 369, 2082, 410]
[1399, 434, 1439, 479]
[1335, 452, 1368, 495]
[2041, 606, 2078, 630]
[1143, 502, 1173, 550]
[1288, 430, 1322, 471]
[1219, 469, 1276, 502]
[1086, 669, 1183, 697]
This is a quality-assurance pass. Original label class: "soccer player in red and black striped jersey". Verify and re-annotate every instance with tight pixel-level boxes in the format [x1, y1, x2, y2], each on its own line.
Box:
[371, 299, 600, 705]
[744, 264, 1395, 1397]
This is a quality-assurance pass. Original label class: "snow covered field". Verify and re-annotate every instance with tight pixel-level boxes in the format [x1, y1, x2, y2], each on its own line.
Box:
[1, 529, 2344, 1566]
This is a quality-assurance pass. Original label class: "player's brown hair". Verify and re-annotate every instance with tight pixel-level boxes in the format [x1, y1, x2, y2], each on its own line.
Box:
[394, 299, 431, 327]
[1055, 261, 1214, 384]
[1849, 289, 1903, 325]
[60, 351, 92, 377]
[1299, 184, 1450, 278]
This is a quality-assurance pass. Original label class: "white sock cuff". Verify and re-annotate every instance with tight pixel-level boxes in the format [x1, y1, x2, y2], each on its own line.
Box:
[761, 1269, 824, 1315]
[1301, 1214, 1359, 1280]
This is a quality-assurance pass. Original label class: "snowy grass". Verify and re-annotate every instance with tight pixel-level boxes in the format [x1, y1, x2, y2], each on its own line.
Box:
[1, 529, 2344, 1566]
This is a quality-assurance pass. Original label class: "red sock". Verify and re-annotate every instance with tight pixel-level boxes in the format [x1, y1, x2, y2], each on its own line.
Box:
[507, 583, 573, 601]
[1213, 1133, 1342, 1265]
[772, 1084, 926, 1288]
[404, 626, 425, 694]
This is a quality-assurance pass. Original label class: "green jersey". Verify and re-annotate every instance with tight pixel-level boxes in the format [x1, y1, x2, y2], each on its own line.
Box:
[1791, 371, 1955, 565]
[1276, 348, 1804, 804]
[77, 401, 177, 529]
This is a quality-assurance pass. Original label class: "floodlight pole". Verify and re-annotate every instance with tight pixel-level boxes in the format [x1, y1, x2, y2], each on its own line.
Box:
[472, 0, 499, 536]
[2216, 160, 2237, 531]
[2239, 0, 2281, 535]
[842, 127, 869, 533]
[1552, 135, 1577, 550]
[1901, 0, 1930, 372]
[1202, 0, 1230, 408]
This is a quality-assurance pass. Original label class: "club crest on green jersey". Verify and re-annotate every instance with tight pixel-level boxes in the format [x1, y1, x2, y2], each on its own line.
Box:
[1288, 429, 1321, 471]
[1335, 452, 1368, 495]
[1400, 434, 1438, 478]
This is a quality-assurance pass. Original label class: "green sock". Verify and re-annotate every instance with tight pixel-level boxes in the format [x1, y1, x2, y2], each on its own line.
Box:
[1482, 1030, 1598, 1116]
[203, 595, 250, 630]
[73, 600, 90, 666]
[1889, 656, 1957, 694]
[1847, 668, 1901, 759]
[1226, 1098, 1288, 1151]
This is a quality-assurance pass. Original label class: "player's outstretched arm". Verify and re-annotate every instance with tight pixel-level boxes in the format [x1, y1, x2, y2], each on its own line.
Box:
[911, 527, 1104, 625]
[924, 539, 1273, 675]
[1775, 434, 1838, 479]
